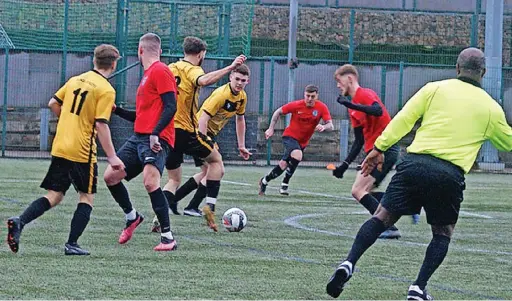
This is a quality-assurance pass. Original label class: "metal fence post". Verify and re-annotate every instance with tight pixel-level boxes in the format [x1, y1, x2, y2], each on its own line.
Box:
[115, 0, 128, 105]
[471, 14, 478, 47]
[169, 2, 178, 54]
[222, 3, 231, 57]
[2, 49, 9, 157]
[61, 0, 70, 86]
[349, 9, 355, 64]
[267, 57, 275, 166]
[339, 120, 349, 163]
[40, 108, 50, 151]
[398, 61, 404, 110]
[258, 61, 265, 115]
[380, 66, 386, 104]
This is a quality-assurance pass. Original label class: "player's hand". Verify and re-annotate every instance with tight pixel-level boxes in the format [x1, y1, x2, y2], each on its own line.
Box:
[315, 124, 325, 132]
[112, 103, 117, 113]
[336, 95, 350, 107]
[150, 135, 162, 153]
[108, 155, 125, 171]
[333, 161, 349, 179]
[238, 147, 252, 160]
[265, 128, 274, 139]
[230, 54, 247, 69]
[361, 149, 384, 176]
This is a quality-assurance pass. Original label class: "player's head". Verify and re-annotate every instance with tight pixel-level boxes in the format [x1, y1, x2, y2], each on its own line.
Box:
[138, 33, 162, 63]
[303, 84, 319, 107]
[334, 64, 359, 97]
[229, 64, 250, 93]
[456, 47, 486, 82]
[93, 44, 120, 75]
[183, 36, 207, 66]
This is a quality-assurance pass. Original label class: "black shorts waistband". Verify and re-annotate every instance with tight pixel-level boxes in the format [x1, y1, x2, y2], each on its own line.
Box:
[405, 153, 464, 176]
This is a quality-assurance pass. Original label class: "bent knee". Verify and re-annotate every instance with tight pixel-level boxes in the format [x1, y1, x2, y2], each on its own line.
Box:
[290, 150, 303, 161]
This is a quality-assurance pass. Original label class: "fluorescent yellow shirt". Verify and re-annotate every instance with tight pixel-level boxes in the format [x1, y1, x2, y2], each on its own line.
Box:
[169, 60, 205, 133]
[52, 70, 115, 163]
[375, 78, 512, 173]
[197, 83, 247, 136]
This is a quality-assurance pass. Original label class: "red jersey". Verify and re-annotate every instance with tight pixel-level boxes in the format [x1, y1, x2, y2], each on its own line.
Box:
[135, 61, 177, 147]
[282, 99, 332, 148]
[348, 87, 391, 153]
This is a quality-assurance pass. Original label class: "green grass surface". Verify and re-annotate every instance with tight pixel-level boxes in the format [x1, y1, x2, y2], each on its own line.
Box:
[0, 158, 511, 299]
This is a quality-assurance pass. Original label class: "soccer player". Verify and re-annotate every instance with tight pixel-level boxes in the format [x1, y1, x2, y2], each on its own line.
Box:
[258, 85, 333, 196]
[332, 64, 401, 239]
[103, 33, 178, 251]
[161, 36, 246, 232]
[326, 48, 512, 300]
[6, 44, 124, 255]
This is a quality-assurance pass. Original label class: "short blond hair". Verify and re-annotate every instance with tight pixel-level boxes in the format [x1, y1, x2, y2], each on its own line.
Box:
[334, 64, 359, 79]
[139, 33, 161, 54]
[93, 44, 120, 70]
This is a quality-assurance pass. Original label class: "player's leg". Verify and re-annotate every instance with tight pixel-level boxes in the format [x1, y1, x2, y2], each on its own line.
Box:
[260, 137, 296, 195]
[183, 164, 209, 217]
[7, 157, 69, 253]
[202, 149, 224, 232]
[162, 129, 188, 211]
[174, 158, 207, 207]
[280, 148, 303, 195]
[104, 135, 144, 244]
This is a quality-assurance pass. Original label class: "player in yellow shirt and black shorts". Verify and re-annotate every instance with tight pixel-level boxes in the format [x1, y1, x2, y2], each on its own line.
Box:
[159, 36, 246, 232]
[6, 44, 124, 256]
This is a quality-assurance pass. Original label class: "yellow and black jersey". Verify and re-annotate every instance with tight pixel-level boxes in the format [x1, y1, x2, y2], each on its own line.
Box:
[197, 83, 247, 136]
[169, 60, 205, 133]
[52, 70, 115, 163]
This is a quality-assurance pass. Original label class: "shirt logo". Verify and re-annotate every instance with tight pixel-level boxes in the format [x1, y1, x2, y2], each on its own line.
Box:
[297, 111, 303, 114]
[312, 110, 318, 117]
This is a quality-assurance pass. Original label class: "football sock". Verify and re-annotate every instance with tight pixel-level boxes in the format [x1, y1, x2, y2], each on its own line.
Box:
[67, 203, 92, 244]
[174, 177, 198, 203]
[263, 165, 285, 184]
[413, 234, 451, 290]
[282, 158, 300, 185]
[206, 180, 220, 212]
[107, 182, 133, 214]
[19, 197, 52, 226]
[186, 183, 207, 210]
[371, 191, 385, 202]
[149, 188, 171, 233]
[163, 190, 176, 207]
[346, 217, 387, 265]
[359, 194, 380, 215]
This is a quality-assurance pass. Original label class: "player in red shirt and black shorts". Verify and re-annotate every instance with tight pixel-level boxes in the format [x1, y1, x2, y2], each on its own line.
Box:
[258, 85, 333, 196]
[103, 33, 179, 251]
[332, 64, 403, 239]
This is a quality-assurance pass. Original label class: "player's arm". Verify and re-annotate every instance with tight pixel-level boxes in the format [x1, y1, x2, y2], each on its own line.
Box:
[236, 115, 252, 160]
[488, 105, 512, 151]
[152, 91, 177, 136]
[48, 97, 62, 117]
[316, 106, 334, 132]
[373, 83, 432, 152]
[333, 126, 364, 179]
[95, 121, 116, 159]
[337, 96, 383, 116]
[95, 90, 124, 170]
[198, 111, 211, 136]
[264, 107, 283, 139]
[114, 106, 136, 122]
[197, 55, 246, 86]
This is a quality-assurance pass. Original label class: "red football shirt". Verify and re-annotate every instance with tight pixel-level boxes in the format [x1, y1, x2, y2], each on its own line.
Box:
[282, 99, 332, 148]
[135, 61, 177, 147]
[348, 87, 391, 153]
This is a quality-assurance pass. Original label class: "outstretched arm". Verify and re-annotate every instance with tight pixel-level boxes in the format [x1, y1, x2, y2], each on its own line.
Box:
[337, 96, 383, 116]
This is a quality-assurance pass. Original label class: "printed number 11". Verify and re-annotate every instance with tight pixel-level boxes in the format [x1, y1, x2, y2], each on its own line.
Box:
[71, 88, 88, 115]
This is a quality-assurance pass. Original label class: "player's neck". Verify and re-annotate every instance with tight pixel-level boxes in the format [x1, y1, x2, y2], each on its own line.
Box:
[349, 83, 361, 98]
[93, 68, 111, 79]
[142, 57, 160, 70]
[183, 55, 200, 66]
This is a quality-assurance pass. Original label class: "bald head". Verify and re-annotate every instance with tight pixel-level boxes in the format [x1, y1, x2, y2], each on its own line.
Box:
[456, 47, 485, 79]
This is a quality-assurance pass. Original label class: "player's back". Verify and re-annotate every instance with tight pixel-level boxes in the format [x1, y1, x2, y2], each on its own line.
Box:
[169, 60, 205, 133]
[52, 70, 115, 163]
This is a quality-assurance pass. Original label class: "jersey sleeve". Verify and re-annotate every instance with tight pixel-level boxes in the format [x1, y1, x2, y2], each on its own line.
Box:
[321, 103, 332, 122]
[187, 66, 205, 86]
[488, 103, 512, 151]
[95, 88, 116, 123]
[53, 80, 69, 104]
[154, 65, 177, 95]
[349, 110, 365, 128]
[201, 90, 224, 117]
[237, 93, 247, 115]
[281, 101, 299, 115]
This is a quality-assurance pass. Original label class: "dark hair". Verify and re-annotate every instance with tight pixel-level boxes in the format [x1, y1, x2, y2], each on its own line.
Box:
[305, 84, 319, 93]
[93, 44, 120, 70]
[183, 36, 207, 55]
[231, 64, 250, 76]
[334, 64, 359, 79]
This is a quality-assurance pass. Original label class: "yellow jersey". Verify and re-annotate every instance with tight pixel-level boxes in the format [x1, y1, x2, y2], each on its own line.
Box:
[375, 78, 512, 173]
[52, 70, 115, 163]
[197, 83, 247, 136]
[169, 60, 205, 133]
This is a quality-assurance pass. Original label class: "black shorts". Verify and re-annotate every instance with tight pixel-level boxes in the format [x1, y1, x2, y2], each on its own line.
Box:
[116, 133, 170, 181]
[281, 136, 305, 162]
[165, 128, 217, 170]
[40, 156, 98, 194]
[193, 134, 218, 167]
[380, 153, 466, 226]
[357, 144, 400, 187]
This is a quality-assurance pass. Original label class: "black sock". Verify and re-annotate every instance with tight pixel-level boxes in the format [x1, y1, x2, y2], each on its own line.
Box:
[149, 188, 171, 233]
[19, 197, 52, 226]
[67, 203, 92, 244]
[346, 217, 388, 265]
[174, 177, 198, 203]
[414, 234, 451, 290]
[107, 182, 133, 214]
[359, 194, 380, 215]
[186, 183, 206, 210]
[282, 158, 300, 185]
[206, 180, 221, 212]
[371, 192, 385, 202]
[264, 165, 285, 183]
[163, 190, 176, 207]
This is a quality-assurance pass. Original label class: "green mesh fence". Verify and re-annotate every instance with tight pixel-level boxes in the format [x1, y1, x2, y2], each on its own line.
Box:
[0, 25, 15, 49]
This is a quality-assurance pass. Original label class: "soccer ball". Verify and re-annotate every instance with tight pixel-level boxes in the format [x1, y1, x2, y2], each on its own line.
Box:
[222, 208, 247, 232]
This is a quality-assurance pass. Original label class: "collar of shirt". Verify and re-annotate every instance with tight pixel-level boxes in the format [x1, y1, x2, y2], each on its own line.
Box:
[457, 76, 481, 88]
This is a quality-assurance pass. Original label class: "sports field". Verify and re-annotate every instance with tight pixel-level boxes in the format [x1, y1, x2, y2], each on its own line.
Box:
[0, 158, 511, 299]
